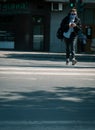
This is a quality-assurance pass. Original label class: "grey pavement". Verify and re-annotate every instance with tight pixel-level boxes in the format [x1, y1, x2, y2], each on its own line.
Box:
[0, 50, 95, 130]
[0, 121, 95, 130]
[0, 50, 95, 62]
[0, 50, 95, 68]
[0, 67, 95, 130]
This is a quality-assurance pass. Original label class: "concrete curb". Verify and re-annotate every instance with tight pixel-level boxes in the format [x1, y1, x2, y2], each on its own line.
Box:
[0, 50, 95, 62]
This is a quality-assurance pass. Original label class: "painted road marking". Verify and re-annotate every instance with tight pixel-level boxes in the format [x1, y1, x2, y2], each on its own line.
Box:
[0, 120, 95, 125]
[0, 67, 95, 76]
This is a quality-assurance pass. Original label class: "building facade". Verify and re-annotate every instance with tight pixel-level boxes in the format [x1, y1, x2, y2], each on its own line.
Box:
[0, 0, 95, 53]
[0, 0, 51, 51]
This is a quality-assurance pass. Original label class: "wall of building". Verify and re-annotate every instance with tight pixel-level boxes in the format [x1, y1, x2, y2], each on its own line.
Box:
[49, 6, 70, 52]
[0, 1, 50, 52]
[0, 0, 95, 53]
[79, 6, 95, 52]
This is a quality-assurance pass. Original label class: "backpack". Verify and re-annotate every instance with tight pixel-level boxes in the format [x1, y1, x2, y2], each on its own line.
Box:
[56, 27, 63, 40]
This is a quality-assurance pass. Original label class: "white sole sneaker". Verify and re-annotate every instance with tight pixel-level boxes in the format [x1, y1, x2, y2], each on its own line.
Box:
[72, 60, 77, 65]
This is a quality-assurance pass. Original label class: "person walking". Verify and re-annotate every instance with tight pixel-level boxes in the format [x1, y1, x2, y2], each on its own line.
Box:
[60, 8, 82, 65]
[78, 31, 87, 53]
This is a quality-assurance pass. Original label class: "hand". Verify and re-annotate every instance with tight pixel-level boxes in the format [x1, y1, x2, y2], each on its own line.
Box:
[71, 23, 76, 27]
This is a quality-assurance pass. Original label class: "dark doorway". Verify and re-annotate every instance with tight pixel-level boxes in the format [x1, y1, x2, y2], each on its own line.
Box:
[32, 16, 45, 51]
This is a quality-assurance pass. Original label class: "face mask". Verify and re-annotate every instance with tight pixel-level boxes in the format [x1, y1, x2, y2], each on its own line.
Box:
[70, 13, 76, 20]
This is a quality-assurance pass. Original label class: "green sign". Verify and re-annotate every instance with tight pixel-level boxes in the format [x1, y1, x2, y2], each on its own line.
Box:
[0, 2, 30, 14]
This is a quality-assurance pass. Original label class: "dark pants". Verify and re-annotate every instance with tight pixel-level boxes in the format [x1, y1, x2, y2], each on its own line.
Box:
[64, 37, 77, 59]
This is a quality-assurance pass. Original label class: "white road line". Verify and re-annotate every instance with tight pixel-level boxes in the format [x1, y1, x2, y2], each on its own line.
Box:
[0, 71, 95, 76]
[0, 121, 95, 125]
[0, 67, 95, 76]
[0, 67, 95, 71]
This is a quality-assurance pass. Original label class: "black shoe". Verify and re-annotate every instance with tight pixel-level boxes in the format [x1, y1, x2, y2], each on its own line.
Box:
[66, 59, 69, 65]
[72, 59, 77, 65]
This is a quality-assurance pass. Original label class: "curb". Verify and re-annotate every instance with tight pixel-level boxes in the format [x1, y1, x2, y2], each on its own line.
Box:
[0, 51, 95, 62]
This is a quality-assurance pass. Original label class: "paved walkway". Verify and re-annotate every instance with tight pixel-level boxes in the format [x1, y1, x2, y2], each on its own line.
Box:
[0, 50, 95, 61]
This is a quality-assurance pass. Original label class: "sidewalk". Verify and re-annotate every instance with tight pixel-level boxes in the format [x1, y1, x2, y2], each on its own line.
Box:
[0, 50, 95, 62]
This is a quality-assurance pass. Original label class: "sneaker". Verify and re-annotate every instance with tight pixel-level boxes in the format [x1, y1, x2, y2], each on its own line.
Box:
[66, 59, 69, 65]
[72, 59, 77, 65]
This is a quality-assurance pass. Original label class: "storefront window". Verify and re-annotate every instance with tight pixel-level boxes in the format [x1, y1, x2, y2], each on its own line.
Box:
[0, 15, 15, 49]
[32, 16, 45, 51]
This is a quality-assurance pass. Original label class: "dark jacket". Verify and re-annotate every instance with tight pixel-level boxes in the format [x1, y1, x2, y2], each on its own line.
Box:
[60, 14, 82, 38]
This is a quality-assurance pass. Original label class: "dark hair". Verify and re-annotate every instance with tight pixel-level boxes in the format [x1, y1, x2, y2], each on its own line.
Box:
[70, 8, 77, 13]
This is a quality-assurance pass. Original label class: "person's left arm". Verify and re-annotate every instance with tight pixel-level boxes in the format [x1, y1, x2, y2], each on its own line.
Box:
[74, 18, 82, 33]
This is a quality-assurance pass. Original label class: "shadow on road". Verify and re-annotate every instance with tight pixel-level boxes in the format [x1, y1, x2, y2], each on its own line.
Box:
[0, 86, 95, 121]
[2, 53, 63, 61]
[1, 51, 95, 62]
[0, 53, 95, 68]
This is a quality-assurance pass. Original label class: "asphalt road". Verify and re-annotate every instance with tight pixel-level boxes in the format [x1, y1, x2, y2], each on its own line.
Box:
[0, 55, 95, 130]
